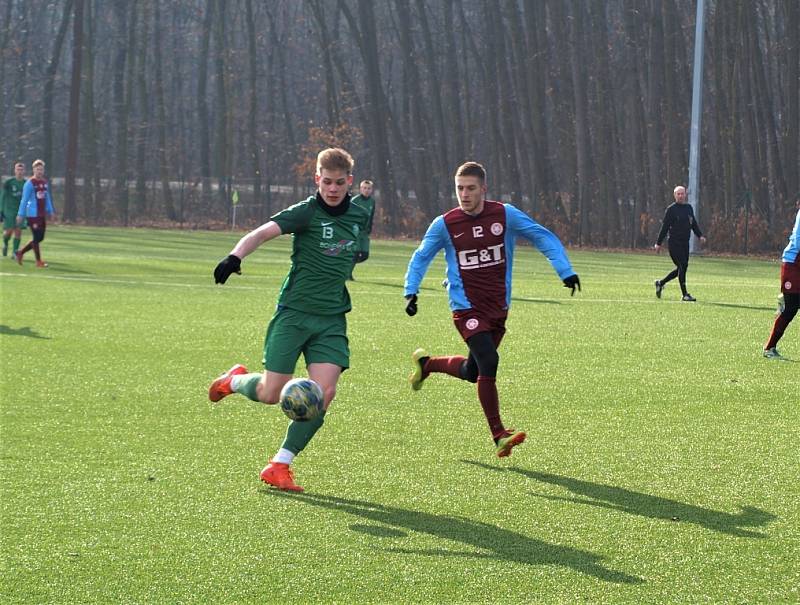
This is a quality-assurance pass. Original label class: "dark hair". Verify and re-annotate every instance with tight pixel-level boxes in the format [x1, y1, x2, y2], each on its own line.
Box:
[455, 161, 486, 183]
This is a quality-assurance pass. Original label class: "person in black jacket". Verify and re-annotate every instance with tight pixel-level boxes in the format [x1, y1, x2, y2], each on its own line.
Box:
[653, 186, 706, 301]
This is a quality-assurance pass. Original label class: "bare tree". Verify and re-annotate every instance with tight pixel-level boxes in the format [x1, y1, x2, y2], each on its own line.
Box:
[245, 0, 263, 215]
[0, 0, 796, 250]
[153, 0, 176, 220]
[783, 0, 799, 198]
[568, 0, 592, 245]
[43, 0, 74, 170]
[64, 0, 85, 221]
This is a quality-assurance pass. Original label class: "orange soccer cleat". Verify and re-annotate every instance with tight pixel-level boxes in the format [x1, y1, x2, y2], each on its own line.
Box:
[495, 429, 526, 458]
[208, 364, 248, 402]
[260, 461, 304, 492]
[36, 260, 48, 268]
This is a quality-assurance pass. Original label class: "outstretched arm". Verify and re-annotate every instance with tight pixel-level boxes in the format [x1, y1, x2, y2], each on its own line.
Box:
[506, 205, 574, 280]
[230, 220, 282, 259]
[403, 217, 447, 314]
[404, 217, 447, 297]
[214, 221, 283, 284]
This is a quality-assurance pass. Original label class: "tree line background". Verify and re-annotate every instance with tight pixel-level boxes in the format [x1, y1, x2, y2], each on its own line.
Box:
[1, 0, 797, 252]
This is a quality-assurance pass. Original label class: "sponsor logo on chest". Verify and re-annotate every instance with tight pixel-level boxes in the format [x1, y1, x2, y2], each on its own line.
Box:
[454, 223, 506, 270]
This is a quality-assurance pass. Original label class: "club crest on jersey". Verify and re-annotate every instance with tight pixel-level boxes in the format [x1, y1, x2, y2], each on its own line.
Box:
[491, 222, 503, 236]
[457, 244, 505, 270]
[786, 280, 793, 290]
[466, 318, 480, 331]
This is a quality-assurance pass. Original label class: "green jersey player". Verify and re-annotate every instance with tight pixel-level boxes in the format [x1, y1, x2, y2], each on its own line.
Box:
[2, 162, 26, 257]
[208, 148, 369, 492]
[349, 179, 375, 279]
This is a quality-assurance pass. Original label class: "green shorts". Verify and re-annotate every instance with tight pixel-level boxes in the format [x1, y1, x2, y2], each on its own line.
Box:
[3, 213, 24, 231]
[263, 306, 350, 374]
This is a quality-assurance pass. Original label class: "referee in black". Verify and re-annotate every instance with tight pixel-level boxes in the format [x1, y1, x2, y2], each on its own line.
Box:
[653, 185, 707, 301]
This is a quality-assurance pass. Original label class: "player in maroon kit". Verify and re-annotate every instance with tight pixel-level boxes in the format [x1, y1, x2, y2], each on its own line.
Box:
[16, 159, 55, 267]
[403, 162, 580, 458]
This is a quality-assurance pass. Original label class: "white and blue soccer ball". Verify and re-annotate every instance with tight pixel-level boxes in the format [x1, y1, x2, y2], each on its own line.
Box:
[279, 378, 324, 421]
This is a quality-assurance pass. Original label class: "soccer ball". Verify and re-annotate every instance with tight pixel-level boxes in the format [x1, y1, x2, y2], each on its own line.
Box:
[279, 378, 324, 421]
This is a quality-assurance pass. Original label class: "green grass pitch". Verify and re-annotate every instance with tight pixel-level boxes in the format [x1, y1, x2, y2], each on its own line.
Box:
[1, 226, 798, 603]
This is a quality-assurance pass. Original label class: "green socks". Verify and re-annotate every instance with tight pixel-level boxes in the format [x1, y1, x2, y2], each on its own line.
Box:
[229, 373, 328, 455]
[13, 238, 20, 254]
[282, 410, 326, 455]
[231, 373, 262, 402]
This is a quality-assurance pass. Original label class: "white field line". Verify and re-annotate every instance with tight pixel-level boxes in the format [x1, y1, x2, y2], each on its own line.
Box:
[0, 271, 775, 302]
[0, 271, 260, 291]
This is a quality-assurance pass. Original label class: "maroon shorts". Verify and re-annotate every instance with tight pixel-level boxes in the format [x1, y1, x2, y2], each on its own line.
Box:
[453, 309, 507, 346]
[780, 261, 800, 294]
[27, 217, 45, 230]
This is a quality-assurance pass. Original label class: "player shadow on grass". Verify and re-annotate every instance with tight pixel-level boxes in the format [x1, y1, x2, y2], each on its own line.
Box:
[17, 263, 92, 275]
[463, 462, 776, 538]
[0, 324, 49, 339]
[266, 490, 643, 584]
[510, 296, 562, 305]
[348, 280, 442, 294]
[705, 301, 776, 312]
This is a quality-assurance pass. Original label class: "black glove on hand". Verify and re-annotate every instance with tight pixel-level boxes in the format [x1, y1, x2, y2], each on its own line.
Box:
[405, 294, 418, 317]
[214, 254, 242, 284]
[562, 274, 581, 296]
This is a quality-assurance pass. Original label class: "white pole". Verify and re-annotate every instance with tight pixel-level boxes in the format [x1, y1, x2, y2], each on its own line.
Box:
[688, 0, 706, 254]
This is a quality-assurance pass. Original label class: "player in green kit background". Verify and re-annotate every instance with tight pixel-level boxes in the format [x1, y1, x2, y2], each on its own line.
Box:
[209, 148, 369, 492]
[349, 179, 375, 279]
[1, 162, 26, 258]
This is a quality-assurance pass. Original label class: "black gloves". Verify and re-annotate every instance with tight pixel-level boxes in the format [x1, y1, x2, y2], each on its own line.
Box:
[562, 274, 581, 296]
[214, 254, 242, 284]
[405, 294, 418, 316]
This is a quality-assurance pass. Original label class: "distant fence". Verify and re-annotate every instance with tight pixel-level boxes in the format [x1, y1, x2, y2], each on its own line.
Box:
[2, 175, 318, 230]
[2, 174, 791, 252]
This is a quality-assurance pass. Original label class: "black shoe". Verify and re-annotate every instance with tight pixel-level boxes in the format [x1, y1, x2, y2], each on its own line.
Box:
[681, 293, 696, 302]
[654, 280, 663, 299]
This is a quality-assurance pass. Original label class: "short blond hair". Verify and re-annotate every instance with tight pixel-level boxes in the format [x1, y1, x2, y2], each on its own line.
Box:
[360, 179, 373, 187]
[32, 159, 45, 168]
[316, 148, 354, 175]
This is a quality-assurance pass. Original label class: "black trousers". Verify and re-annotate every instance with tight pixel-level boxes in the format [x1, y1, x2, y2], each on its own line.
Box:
[662, 242, 689, 294]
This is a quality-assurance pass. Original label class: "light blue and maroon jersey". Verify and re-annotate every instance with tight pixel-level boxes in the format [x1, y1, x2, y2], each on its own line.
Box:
[18, 178, 54, 218]
[782, 209, 800, 265]
[404, 200, 574, 313]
